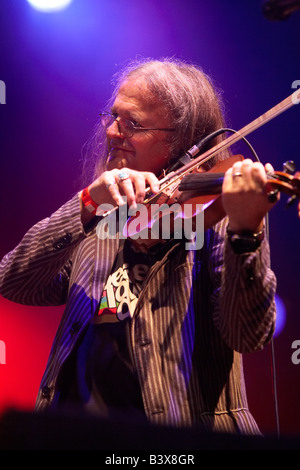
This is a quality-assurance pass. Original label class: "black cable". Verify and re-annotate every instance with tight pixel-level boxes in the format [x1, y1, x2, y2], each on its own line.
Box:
[224, 129, 280, 437]
[167, 127, 260, 173]
[196, 127, 261, 162]
[270, 335, 281, 437]
[172, 127, 281, 437]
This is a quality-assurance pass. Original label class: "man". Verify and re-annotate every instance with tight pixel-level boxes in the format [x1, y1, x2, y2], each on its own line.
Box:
[0, 59, 277, 434]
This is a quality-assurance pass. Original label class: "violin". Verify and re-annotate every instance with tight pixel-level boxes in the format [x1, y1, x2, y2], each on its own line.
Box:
[122, 155, 300, 244]
[100, 88, 300, 243]
[177, 157, 300, 214]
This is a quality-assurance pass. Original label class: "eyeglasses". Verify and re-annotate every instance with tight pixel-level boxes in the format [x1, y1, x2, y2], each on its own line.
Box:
[99, 112, 175, 138]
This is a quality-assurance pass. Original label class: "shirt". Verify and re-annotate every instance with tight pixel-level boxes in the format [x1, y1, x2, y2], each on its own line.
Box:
[57, 239, 154, 419]
[0, 194, 277, 433]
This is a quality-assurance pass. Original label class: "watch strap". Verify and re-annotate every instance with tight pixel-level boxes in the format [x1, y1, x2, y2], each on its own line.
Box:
[227, 227, 264, 254]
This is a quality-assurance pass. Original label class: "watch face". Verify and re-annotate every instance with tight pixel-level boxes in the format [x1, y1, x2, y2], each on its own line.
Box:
[227, 229, 264, 254]
[231, 238, 260, 254]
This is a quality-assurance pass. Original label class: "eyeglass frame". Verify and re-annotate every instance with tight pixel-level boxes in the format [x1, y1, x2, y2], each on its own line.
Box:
[99, 112, 175, 138]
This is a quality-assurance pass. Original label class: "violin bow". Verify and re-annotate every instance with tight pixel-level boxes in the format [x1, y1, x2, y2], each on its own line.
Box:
[99, 88, 300, 217]
[143, 88, 300, 203]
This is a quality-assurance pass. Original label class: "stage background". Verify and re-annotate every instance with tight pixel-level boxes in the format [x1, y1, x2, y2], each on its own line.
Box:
[0, 0, 299, 437]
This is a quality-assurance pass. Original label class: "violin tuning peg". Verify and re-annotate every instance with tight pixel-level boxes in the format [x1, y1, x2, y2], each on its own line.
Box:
[283, 160, 296, 174]
[267, 189, 279, 203]
[286, 194, 297, 207]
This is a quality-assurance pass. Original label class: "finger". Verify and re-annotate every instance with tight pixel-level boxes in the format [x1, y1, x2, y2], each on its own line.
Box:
[230, 162, 243, 184]
[234, 160, 264, 188]
[143, 172, 160, 194]
[251, 161, 267, 186]
[114, 169, 143, 208]
[231, 162, 243, 176]
[102, 171, 125, 206]
[117, 171, 145, 205]
[265, 162, 275, 174]
[223, 166, 236, 189]
[106, 180, 126, 206]
[231, 159, 254, 181]
[118, 176, 137, 208]
[123, 172, 160, 206]
[239, 159, 255, 180]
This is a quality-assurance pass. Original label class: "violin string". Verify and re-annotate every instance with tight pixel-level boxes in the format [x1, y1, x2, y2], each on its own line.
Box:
[102, 90, 298, 217]
[143, 90, 297, 204]
[142, 91, 299, 440]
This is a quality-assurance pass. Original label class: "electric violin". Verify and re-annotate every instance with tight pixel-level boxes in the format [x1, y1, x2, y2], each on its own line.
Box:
[100, 88, 300, 242]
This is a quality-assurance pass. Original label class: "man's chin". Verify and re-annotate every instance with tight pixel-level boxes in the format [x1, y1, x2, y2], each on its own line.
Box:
[106, 156, 127, 170]
[106, 153, 136, 171]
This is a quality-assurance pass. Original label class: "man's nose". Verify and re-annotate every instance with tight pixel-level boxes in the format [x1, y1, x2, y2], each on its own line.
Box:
[106, 119, 123, 138]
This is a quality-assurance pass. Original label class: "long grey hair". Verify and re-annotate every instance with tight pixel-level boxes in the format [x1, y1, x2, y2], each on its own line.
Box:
[81, 58, 230, 185]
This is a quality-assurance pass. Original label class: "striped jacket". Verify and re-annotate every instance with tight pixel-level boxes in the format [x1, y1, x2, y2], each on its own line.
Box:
[0, 193, 276, 433]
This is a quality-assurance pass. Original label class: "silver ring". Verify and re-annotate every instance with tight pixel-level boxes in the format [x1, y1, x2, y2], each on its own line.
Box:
[232, 171, 242, 178]
[117, 171, 130, 183]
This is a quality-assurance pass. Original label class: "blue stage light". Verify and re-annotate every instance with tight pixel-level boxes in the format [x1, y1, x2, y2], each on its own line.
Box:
[274, 294, 286, 337]
[26, 0, 73, 12]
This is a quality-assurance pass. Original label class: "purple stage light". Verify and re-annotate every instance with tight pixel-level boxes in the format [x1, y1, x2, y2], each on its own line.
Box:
[274, 294, 286, 337]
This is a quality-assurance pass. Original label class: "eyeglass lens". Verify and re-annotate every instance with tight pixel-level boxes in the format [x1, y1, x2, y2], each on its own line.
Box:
[101, 114, 134, 137]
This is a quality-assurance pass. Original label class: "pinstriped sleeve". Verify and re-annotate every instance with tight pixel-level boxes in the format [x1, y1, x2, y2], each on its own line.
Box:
[209, 219, 277, 353]
[0, 193, 87, 306]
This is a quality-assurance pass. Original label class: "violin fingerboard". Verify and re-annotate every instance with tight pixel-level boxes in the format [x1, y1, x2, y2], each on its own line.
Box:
[179, 173, 224, 195]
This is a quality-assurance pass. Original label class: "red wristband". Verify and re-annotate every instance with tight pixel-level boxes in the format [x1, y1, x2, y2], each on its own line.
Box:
[81, 186, 98, 215]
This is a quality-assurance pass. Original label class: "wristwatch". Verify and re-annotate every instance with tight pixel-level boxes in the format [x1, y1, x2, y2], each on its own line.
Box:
[227, 227, 264, 254]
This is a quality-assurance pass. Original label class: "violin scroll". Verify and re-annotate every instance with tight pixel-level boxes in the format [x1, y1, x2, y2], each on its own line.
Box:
[266, 160, 300, 208]
[178, 158, 300, 215]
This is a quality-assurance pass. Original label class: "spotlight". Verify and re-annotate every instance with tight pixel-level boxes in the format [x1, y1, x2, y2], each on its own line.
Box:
[26, 0, 73, 12]
[274, 294, 286, 337]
